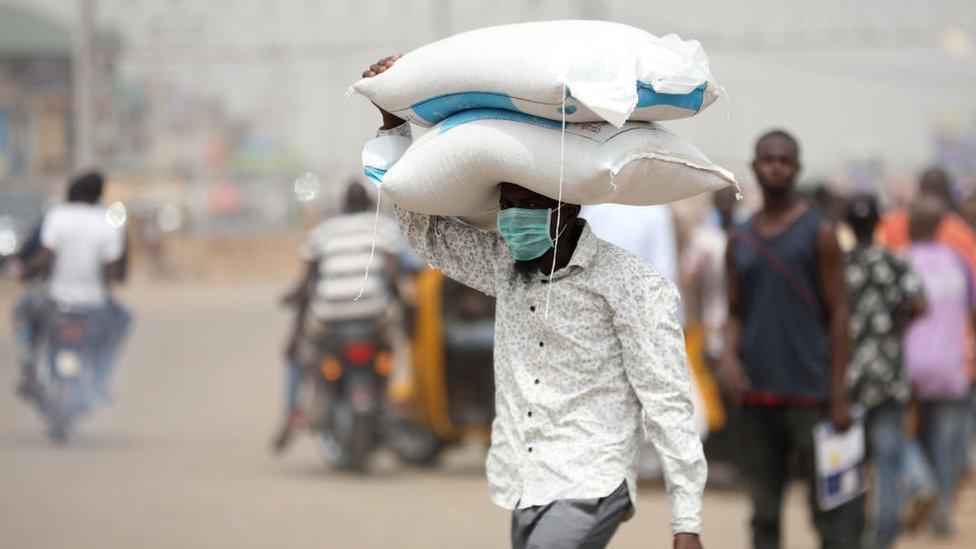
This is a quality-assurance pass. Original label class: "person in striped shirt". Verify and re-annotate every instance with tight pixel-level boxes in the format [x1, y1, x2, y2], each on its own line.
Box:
[273, 180, 401, 452]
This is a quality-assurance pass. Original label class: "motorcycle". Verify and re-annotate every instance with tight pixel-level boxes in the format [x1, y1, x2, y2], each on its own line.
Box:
[32, 307, 106, 443]
[307, 320, 393, 472]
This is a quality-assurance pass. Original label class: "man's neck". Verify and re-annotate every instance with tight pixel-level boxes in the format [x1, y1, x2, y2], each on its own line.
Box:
[762, 189, 798, 217]
[538, 219, 584, 275]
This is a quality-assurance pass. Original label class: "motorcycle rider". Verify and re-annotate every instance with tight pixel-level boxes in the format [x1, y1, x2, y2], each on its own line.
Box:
[12, 171, 128, 401]
[273, 180, 402, 452]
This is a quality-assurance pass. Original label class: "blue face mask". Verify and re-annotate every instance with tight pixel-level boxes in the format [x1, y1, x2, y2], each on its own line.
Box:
[497, 207, 566, 261]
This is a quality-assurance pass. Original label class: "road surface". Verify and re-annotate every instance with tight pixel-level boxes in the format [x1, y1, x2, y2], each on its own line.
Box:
[0, 280, 972, 548]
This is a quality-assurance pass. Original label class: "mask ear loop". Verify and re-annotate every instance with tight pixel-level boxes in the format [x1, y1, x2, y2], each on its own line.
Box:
[354, 190, 383, 301]
[545, 83, 568, 319]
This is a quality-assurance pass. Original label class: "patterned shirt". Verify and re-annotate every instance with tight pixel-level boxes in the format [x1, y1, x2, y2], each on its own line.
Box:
[369, 124, 706, 534]
[844, 245, 925, 408]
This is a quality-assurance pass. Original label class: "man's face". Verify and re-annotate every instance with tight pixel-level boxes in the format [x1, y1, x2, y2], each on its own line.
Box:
[498, 182, 578, 240]
[752, 137, 800, 197]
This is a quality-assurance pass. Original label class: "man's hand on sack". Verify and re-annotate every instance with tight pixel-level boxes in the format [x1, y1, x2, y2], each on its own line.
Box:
[361, 54, 401, 78]
[362, 54, 407, 129]
[674, 533, 703, 549]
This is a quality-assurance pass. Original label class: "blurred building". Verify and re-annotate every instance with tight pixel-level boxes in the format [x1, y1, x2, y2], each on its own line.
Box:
[0, 5, 73, 185]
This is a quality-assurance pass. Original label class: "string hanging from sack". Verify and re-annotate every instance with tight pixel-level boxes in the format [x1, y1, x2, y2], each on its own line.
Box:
[715, 85, 744, 201]
[354, 190, 384, 302]
[544, 83, 568, 319]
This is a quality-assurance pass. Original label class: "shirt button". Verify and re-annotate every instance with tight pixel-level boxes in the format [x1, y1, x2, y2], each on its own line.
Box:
[528, 447, 533, 453]
[534, 379, 540, 384]
[527, 411, 533, 418]
[538, 341, 544, 348]
[529, 305, 536, 312]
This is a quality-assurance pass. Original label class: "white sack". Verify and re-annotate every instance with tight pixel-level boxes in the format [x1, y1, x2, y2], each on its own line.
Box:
[365, 109, 736, 229]
[351, 20, 719, 128]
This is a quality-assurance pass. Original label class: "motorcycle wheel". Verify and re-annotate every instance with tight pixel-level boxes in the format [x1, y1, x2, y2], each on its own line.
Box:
[45, 381, 74, 444]
[387, 418, 448, 467]
[319, 399, 377, 473]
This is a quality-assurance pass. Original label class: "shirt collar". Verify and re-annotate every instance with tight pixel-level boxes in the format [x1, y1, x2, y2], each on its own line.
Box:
[533, 221, 599, 281]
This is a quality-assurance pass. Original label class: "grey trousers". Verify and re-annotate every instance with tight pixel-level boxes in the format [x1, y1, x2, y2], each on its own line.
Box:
[511, 481, 632, 549]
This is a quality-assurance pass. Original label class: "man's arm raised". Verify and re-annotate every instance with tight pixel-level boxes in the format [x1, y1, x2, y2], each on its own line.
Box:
[361, 56, 501, 297]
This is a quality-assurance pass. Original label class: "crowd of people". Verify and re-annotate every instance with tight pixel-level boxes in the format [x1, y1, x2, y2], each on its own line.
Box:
[257, 53, 976, 549]
[7, 145, 972, 549]
[710, 133, 972, 548]
[6, 72, 973, 549]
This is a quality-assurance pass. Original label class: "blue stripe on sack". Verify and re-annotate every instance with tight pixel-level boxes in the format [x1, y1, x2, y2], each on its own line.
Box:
[635, 82, 707, 112]
[363, 166, 387, 183]
[438, 108, 564, 134]
[411, 91, 519, 124]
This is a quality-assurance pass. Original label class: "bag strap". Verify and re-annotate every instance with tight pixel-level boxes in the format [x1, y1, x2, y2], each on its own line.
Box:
[732, 229, 823, 319]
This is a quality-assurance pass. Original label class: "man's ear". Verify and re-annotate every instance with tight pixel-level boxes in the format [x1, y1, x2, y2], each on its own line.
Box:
[564, 204, 582, 218]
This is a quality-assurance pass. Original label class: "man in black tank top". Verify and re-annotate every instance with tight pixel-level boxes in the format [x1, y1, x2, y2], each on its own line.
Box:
[719, 130, 864, 548]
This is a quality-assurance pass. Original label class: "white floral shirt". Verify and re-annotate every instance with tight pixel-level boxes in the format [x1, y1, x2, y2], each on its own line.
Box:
[369, 124, 706, 535]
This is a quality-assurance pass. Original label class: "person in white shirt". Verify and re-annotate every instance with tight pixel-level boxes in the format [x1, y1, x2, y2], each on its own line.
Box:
[681, 187, 739, 366]
[362, 55, 705, 549]
[14, 172, 127, 399]
[582, 204, 679, 287]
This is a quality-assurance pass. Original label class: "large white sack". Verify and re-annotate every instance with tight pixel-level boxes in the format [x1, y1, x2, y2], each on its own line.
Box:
[352, 20, 719, 128]
[364, 109, 737, 229]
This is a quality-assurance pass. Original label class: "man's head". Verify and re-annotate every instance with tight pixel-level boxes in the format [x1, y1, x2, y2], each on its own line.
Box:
[845, 193, 880, 245]
[342, 179, 373, 213]
[918, 166, 953, 208]
[497, 182, 580, 278]
[812, 184, 845, 221]
[67, 171, 104, 204]
[908, 195, 946, 243]
[752, 130, 801, 200]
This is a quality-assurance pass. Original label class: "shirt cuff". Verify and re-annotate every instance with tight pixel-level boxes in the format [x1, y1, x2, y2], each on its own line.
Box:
[376, 123, 411, 139]
[671, 518, 701, 536]
[362, 124, 412, 184]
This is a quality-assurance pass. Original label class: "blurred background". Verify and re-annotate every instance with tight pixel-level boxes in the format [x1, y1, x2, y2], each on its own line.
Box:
[0, 1, 974, 548]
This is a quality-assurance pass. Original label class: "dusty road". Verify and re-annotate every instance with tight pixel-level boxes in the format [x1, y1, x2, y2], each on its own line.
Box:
[0, 280, 972, 549]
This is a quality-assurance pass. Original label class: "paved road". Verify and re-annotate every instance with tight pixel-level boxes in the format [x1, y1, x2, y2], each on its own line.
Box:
[0, 280, 972, 548]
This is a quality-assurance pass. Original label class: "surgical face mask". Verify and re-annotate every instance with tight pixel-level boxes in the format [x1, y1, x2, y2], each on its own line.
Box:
[497, 206, 566, 261]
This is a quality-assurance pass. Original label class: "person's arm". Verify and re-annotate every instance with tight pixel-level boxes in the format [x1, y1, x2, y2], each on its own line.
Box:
[281, 260, 317, 307]
[20, 248, 53, 280]
[364, 118, 500, 296]
[393, 206, 500, 297]
[816, 224, 853, 430]
[15, 218, 44, 264]
[103, 231, 129, 285]
[613, 274, 707, 546]
[285, 261, 317, 361]
[717, 236, 750, 404]
[891, 254, 927, 330]
[26, 213, 60, 281]
[104, 259, 123, 283]
[361, 56, 501, 297]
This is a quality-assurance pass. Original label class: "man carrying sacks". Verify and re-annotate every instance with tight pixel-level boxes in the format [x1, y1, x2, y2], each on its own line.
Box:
[360, 46, 720, 548]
